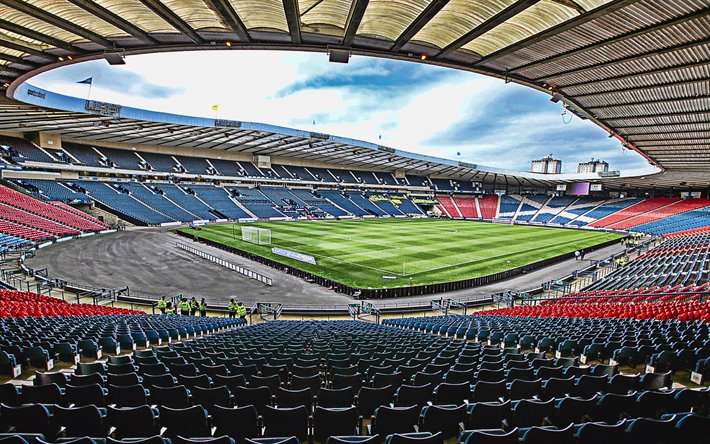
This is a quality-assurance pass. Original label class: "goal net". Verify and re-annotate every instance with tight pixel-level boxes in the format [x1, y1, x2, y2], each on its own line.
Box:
[241, 226, 272, 245]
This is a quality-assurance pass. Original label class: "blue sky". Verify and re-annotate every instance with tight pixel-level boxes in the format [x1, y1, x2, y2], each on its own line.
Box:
[28, 50, 649, 173]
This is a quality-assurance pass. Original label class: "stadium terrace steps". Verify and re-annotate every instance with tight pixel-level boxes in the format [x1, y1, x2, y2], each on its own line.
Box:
[452, 196, 479, 218]
[346, 192, 387, 216]
[585, 234, 709, 290]
[48, 202, 109, 229]
[611, 199, 710, 231]
[498, 194, 521, 219]
[122, 183, 199, 222]
[0, 233, 31, 252]
[13, 179, 92, 204]
[0, 135, 54, 163]
[0, 186, 104, 232]
[230, 187, 285, 219]
[477, 194, 499, 219]
[0, 219, 51, 241]
[570, 198, 642, 227]
[589, 198, 680, 228]
[436, 196, 462, 218]
[515, 195, 549, 222]
[80, 181, 174, 225]
[532, 196, 577, 223]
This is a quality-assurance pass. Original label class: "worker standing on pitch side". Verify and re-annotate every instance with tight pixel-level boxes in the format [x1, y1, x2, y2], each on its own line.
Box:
[237, 301, 248, 324]
[157, 296, 167, 314]
[228, 298, 238, 319]
[199, 298, 207, 317]
[179, 298, 190, 316]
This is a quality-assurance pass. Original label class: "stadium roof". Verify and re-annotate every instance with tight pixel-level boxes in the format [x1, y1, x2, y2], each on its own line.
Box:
[0, 0, 708, 173]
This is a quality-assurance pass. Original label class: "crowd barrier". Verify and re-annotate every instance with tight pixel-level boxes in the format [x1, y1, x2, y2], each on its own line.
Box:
[176, 242, 273, 286]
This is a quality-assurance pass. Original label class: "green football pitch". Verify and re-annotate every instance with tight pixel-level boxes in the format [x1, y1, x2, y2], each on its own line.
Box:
[180, 219, 621, 289]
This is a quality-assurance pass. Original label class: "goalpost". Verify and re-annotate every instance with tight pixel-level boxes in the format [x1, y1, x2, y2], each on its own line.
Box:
[241, 226, 272, 245]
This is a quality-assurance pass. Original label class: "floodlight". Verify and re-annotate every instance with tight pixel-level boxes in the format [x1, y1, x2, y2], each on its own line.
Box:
[328, 47, 350, 64]
[104, 50, 126, 65]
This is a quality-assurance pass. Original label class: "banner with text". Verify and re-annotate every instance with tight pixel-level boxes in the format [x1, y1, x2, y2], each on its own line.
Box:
[272, 247, 317, 265]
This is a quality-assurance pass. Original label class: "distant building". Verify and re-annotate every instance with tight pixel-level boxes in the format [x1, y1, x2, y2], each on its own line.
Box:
[531, 155, 562, 174]
[577, 159, 609, 173]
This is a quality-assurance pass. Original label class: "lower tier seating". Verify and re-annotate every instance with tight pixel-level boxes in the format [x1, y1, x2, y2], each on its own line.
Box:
[0, 319, 706, 444]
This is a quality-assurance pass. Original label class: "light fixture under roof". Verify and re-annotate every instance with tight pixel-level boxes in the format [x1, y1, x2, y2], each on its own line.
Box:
[104, 49, 126, 65]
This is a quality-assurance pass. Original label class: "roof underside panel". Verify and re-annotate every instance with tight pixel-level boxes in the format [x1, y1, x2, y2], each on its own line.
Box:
[487, 0, 705, 70]
[159, 0, 227, 31]
[357, 0, 433, 42]
[298, 0, 350, 36]
[0, 5, 82, 43]
[25, 0, 126, 38]
[0, 29, 49, 51]
[462, 0, 581, 57]
[227, 0, 289, 32]
[411, 0, 516, 50]
[93, 0, 177, 33]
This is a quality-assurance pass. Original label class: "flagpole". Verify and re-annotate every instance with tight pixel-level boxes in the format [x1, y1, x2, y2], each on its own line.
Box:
[87, 81, 93, 102]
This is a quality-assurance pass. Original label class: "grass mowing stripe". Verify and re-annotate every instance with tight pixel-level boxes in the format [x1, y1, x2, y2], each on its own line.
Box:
[182, 220, 621, 288]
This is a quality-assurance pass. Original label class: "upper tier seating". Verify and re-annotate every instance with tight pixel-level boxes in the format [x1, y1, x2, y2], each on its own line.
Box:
[431, 179, 453, 192]
[478, 195, 499, 219]
[590, 198, 680, 228]
[14, 179, 92, 204]
[0, 135, 55, 163]
[374, 172, 398, 185]
[175, 156, 211, 175]
[137, 152, 180, 172]
[61, 143, 110, 167]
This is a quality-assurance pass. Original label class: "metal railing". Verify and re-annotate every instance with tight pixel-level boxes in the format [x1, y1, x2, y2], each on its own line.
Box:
[176, 242, 272, 286]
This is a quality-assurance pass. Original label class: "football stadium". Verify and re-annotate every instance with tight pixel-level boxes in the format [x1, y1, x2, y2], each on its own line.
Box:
[0, 1, 709, 443]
